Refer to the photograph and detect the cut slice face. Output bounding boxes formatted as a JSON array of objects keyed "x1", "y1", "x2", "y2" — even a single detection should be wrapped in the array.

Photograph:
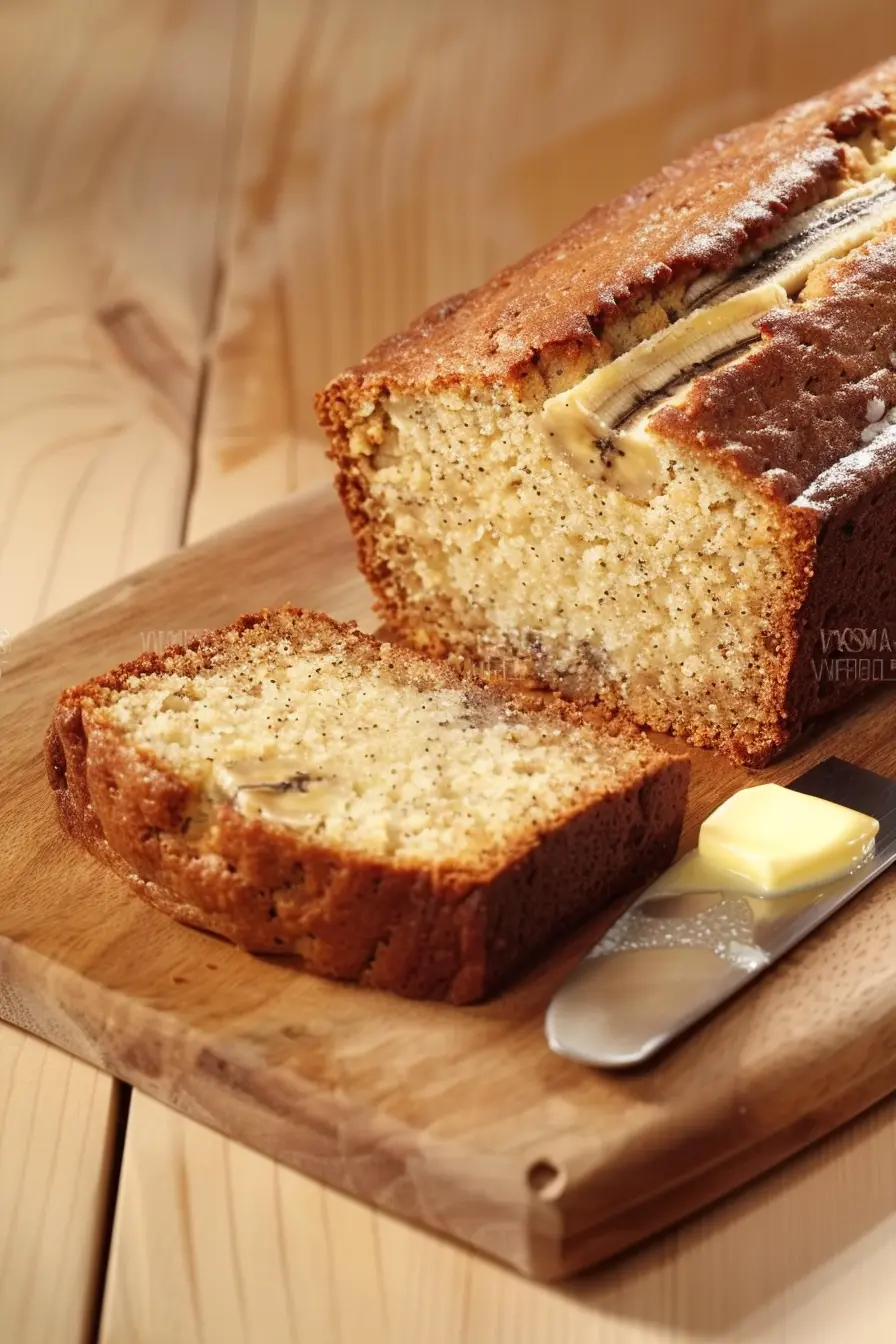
[{"x1": 544, "y1": 176, "x2": 896, "y2": 498}]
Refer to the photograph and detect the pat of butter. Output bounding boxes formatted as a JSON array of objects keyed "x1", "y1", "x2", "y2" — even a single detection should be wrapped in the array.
[{"x1": 698, "y1": 783, "x2": 878, "y2": 894}]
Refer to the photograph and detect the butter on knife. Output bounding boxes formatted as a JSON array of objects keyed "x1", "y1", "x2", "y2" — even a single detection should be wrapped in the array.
[{"x1": 698, "y1": 782, "x2": 878, "y2": 895}]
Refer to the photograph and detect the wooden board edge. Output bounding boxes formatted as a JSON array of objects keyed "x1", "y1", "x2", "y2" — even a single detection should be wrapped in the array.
[
  {"x1": 0, "y1": 931, "x2": 563, "y2": 1280},
  {"x1": 6, "y1": 907, "x2": 896, "y2": 1284},
  {"x1": 7, "y1": 485, "x2": 896, "y2": 1282},
  {"x1": 540, "y1": 1061, "x2": 896, "y2": 1280}
]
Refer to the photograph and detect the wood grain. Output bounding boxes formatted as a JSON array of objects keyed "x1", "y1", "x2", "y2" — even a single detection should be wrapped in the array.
[
  {"x1": 184, "y1": 0, "x2": 896, "y2": 548},
  {"x1": 0, "y1": 1025, "x2": 121, "y2": 1344},
  {"x1": 3, "y1": 487, "x2": 896, "y2": 1281},
  {"x1": 187, "y1": 0, "x2": 776, "y2": 542},
  {"x1": 0, "y1": 0, "x2": 243, "y2": 635},
  {"x1": 764, "y1": 3, "x2": 896, "y2": 106}
]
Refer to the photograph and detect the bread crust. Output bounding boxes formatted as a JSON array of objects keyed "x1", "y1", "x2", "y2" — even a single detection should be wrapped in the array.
[
  {"x1": 650, "y1": 227, "x2": 896, "y2": 502},
  {"x1": 46, "y1": 608, "x2": 689, "y2": 1004},
  {"x1": 650, "y1": 227, "x2": 896, "y2": 750}
]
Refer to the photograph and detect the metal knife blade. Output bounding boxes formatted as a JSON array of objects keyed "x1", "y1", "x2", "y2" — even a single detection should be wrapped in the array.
[{"x1": 546, "y1": 757, "x2": 896, "y2": 1069}]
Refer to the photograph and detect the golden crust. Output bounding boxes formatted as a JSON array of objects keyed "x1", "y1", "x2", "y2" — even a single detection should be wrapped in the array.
[
  {"x1": 45, "y1": 607, "x2": 689, "y2": 1003},
  {"x1": 648, "y1": 228, "x2": 896, "y2": 757},
  {"x1": 650, "y1": 227, "x2": 896, "y2": 503}
]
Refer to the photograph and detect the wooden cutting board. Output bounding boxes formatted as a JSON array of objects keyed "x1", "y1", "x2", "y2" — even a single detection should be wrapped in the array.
[{"x1": 3, "y1": 484, "x2": 896, "y2": 1282}]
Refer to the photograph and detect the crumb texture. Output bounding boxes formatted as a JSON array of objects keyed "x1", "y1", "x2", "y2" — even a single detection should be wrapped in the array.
[{"x1": 356, "y1": 385, "x2": 803, "y2": 761}]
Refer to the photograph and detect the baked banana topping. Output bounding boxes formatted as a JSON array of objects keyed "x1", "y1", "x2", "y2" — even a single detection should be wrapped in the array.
[
  {"x1": 542, "y1": 287, "x2": 784, "y2": 499},
  {"x1": 214, "y1": 757, "x2": 352, "y2": 823},
  {"x1": 543, "y1": 175, "x2": 896, "y2": 499},
  {"x1": 684, "y1": 173, "x2": 896, "y2": 308}
]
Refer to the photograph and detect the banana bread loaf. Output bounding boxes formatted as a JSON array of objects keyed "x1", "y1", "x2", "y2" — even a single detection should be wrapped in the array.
[
  {"x1": 316, "y1": 61, "x2": 896, "y2": 765},
  {"x1": 46, "y1": 607, "x2": 688, "y2": 1003}
]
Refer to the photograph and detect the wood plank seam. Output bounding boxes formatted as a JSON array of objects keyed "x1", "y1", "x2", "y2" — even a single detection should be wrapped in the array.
[
  {"x1": 0, "y1": 4, "x2": 259, "y2": 1339},
  {"x1": 182, "y1": 0, "x2": 258, "y2": 544},
  {"x1": 86, "y1": 1086, "x2": 132, "y2": 1344},
  {"x1": 85, "y1": 10, "x2": 254, "y2": 1336},
  {"x1": 180, "y1": 254, "x2": 228, "y2": 545}
]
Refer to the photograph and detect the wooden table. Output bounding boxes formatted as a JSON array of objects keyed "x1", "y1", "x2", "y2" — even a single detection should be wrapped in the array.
[{"x1": 4, "y1": 3, "x2": 896, "y2": 1340}]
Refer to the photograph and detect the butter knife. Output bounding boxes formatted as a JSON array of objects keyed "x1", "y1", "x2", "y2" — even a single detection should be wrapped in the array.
[{"x1": 546, "y1": 757, "x2": 896, "y2": 1069}]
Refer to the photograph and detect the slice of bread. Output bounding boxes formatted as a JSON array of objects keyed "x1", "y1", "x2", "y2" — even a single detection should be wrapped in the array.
[{"x1": 46, "y1": 607, "x2": 688, "y2": 1003}]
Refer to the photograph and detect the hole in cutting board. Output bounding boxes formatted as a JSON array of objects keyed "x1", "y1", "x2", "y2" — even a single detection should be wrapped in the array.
[{"x1": 526, "y1": 1158, "x2": 566, "y2": 1200}]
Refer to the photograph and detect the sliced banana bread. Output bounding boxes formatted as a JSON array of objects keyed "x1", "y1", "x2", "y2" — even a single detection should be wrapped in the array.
[
  {"x1": 316, "y1": 60, "x2": 896, "y2": 765},
  {"x1": 46, "y1": 607, "x2": 688, "y2": 1003}
]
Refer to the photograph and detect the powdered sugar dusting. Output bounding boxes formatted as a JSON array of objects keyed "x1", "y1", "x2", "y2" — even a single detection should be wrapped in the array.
[
  {"x1": 795, "y1": 423, "x2": 896, "y2": 509},
  {"x1": 861, "y1": 421, "x2": 888, "y2": 444}
]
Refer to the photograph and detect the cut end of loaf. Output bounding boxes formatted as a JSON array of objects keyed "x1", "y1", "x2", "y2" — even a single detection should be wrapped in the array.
[{"x1": 327, "y1": 382, "x2": 810, "y2": 764}]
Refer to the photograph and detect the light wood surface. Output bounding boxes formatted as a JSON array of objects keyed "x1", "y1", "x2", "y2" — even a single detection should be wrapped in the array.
[
  {"x1": 100, "y1": 1088, "x2": 896, "y2": 1344},
  {"x1": 4, "y1": 0, "x2": 896, "y2": 1336},
  {"x1": 0, "y1": 1027, "x2": 120, "y2": 1344},
  {"x1": 4, "y1": 485, "x2": 896, "y2": 1281},
  {"x1": 0, "y1": 0, "x2": 243, "y2": 637},
  {"x1": 0, "y1": 4, "x2": 239, "y2": 1336}
]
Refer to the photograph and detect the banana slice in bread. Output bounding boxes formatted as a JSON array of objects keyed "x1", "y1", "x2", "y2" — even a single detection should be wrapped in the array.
[{"x1": 46, "y1": 607, "x2": 688, "y2": 1003}]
